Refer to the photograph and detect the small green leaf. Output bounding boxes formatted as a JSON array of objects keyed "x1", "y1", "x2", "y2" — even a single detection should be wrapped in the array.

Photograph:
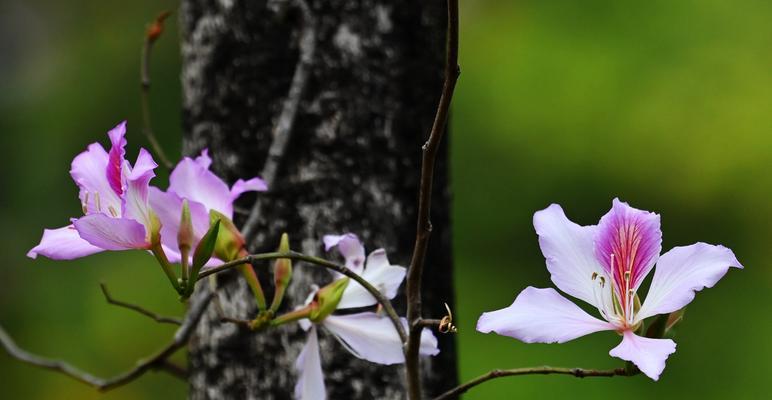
[{"x1": 191, "y1": 219, "x2": 221, "y2": 275}]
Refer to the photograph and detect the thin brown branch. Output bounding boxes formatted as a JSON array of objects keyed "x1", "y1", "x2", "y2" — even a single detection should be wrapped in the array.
[
  {"x1": 196, "y1": 251, "x2": 407, "y2": 343},
  {"x1": 140, "y1": 11, "x2": 174, "y2": 169},
  {"x1": 0, "y1": 292, "x2": 212, "y2": 392},
  {"x1": 100, "y1": 282, "x2": 182, "y2": 325},
  {"x1": 433, "y1": 366, "x2": 637, "y2": 400},
  {"x1": 156, "y1": 359, "x2": 188, "y2": 380},
  {"x1": 241, "y1": 0, "x2": 316, "y2": 241},
  {"x1": 405, "y1": 0, "x2": 459, "y2": 399}
]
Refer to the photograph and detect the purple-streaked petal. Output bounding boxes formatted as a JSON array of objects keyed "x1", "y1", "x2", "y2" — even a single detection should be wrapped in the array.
[
  {"x1": 73, "y1": 214, "x2": 148, "y2": 250},
  {"x1": 322, "y1": 233, "x2": 366, "y2": 274},
  {"x1": 70, "y1": 142, "x2": 122, "y2": 216},
  {"x1": 230, "y1": 177, "x2": 268, "y2": 200},
  {"x1": 534, "y1": 204, "x2": 606, "y2": 307},
  {"x1": 337, "y1": 249, "x2": 406, "y2": 309},
  {"x1": 122, "y1": 148, "x2": 157, "y2": 227},
  {"x1": 595, "y1": 198, "x2": 662, "y2": 301},
  {"x1": 106, "y1": 121, "x2": 127, "y2": 196},
  {"x1": 294, "y1": 328, "x2": 326, "y2": 400},
  {"x1": 169, "y1": 151, "x2": 234, "y2": 218},
  {"x1": 637, "y1": 243, "x2": 742, "y2": 321},
  {"x1": 476, "y1": 287, "x2": 615, "y2": 343},
  {"x1": 323, "y1": 313, "x2": 438, "y2": 365},
  {"x1": 27, "y1": 225, "x2": 104, "y2": 260},
  {"x1": 609, "y1": 330, "x2": 676, "y2": 380}
]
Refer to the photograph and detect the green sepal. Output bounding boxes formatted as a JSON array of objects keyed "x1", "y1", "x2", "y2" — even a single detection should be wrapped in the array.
[{"x1": 309, "y1": 278, "x2": 350, "y2": 323}]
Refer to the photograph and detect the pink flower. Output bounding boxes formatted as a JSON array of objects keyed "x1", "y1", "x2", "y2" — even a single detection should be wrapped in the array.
[
  {"x1": 476, "y1": 199, "x2": 742, "y2": 380},
  {"x1": 148, "y1": 149, "x2": 267, "y2": 264},
  {"x1": 294, "y1": 234, "x2": 439, "y2": 400},
  {"x1": 28, "y1": 121, "x2": 158, "y2": 260}
]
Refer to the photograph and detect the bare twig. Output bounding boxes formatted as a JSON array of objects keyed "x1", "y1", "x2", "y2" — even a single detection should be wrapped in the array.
[
  {"x1": 0, "y1": 292, "x2": 212, "y2": 392},
  {"x1": 405, "y1": 0, "x2": 459, "y2": 398},
  {"x1": 156, "y1": 359, "x2": 188, "y2": 380},
  {"x1": 100, "y1": 282, "x2": 182, "y2": 325},
  {"x1": 433, "y1": 366, "x2": 637, "y2": 400},
  {"x1": 241, "y1": 0, "x2": 316, "y2": 240},
  {"x1": 196, "y1": 251, "x2": 407, "y2": 343},
  {"x1": 140, "y1": 11, "x2": 174, "y2": 169}
]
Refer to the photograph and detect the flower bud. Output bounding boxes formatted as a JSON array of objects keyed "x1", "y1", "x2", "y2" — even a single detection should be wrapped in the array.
[
  {"x1": 309, "y1": 278, "x2": 350, "y2": 323},
  {"x1": 209, "y1": 210, "x2": 245, "y2": 262},
  {"x1": 148, "y1": 210, "x2": 182, "y2": 294},
  {"x1": 177, "y1": 199, "x2": 194, "y2": 254},
  {"x1": 269, "y1": 233, "x2": 292, "y2": 313}
]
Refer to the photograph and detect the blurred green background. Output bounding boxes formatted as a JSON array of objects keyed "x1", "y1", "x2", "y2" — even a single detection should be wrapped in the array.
[{"x1": 1, "y1": 0, "x2": 769, "y2": 398}]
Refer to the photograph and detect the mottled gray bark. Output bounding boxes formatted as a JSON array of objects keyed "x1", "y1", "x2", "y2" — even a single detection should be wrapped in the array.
[{"x1": 180, "y1": 0, "x2": 455, "y2": 398}]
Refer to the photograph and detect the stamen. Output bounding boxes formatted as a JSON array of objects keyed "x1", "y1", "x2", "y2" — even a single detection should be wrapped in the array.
[
  {"x1": 599, "y1": 276, "x2": 605, "y2": 288},
  {"x1": 82, "y1": 192, "x2": 90, "y2": 214},
  {"x1": 108, "y1": 206, "x2": 118, "y2": 218},
  {"x1": 591, "y1": 272, "x2": 598, "y2": 281},
  {"x1": 95, "y1": 192, "x2": 102, "y2": 212}
]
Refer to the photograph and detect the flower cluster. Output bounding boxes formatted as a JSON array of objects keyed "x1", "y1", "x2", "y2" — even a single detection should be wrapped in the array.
[
  {"x1": 477, "y1": 199, "x2": 742, "y2": 380},
  {"x1": 28, "y1": 121, "x2": 266, "y2": 265},
  {"x1": 294, "y1": 234, "x2": 439, "y2": 399}
]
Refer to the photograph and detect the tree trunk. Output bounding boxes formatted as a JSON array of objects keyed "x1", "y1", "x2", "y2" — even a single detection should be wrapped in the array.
[{"x1": 180, "y1": 0, "x2": 455, "y2": 398}]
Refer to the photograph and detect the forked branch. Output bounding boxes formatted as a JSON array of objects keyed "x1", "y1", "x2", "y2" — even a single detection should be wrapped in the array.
[
  {"x1": 405, "y1": 0, "x2": 460, "y2": 398},
  {"x1": 0, "y1": 292, "x2": 212, "y2": 392}
]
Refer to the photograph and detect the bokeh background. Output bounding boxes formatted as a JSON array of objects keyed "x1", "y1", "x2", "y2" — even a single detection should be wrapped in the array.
[{"x1": 1, "y1": 0, "x2": 769, "y2": 398}]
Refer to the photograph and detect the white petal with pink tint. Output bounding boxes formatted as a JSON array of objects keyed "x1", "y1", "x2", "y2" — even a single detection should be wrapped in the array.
[
  {"x1": 322, "y1": 233, "x2": 366, "y2": 274},
  {"x1": 336, "y1": 249, "x2": 406, "y2": 310},
  {"x1": 637, "y1": 243, "x2": 742, "y2": 321},
  {"x1": 323, "y1": 313, "x2": 438, "y2": 365},
  {"x1": 27, "y1": 225, "x2": 104, "y2": 260},
  {"x1": 294, "y1": 328, "x2": 325, "y2": 400},
  {"x1": 169, "y1": 151, "x2": 234, "y2": 218},
  {"x1": 230, "y1": 177, "x2": 268, "y2": 199},
  {"x1": 533, "y1": 204, "x2": 604, "y2": 307},
  {"x1": 70, "y1": 142, "x2": 122, "y2": 215},
  {"x1": 609, "y1": 330, "x2": 676, "y2": 380},
  {"x1": 73, "y1": 214, "x2": 148, "y2": 250},
  {"x1": 122, "y1": 148, "x2": 157, "y2": 228},
  {"x1": 476, "y1": 287, "x2": 615, "y2": 343}
]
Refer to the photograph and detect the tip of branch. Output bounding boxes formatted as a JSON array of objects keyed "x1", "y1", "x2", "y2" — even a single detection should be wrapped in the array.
[{"x1": 146, "y1": 11, "x2": 172, "y2": 43}]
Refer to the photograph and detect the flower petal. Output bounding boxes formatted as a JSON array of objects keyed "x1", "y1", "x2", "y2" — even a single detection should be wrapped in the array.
[
  {"x1": 476, "y1": 287, "x2": 615, "y2": 343},
  {"x1": 336, "y1": 249, "x2": 406, "y2": 309},
  {"x1": 637, "y1": 243, "x2": 742, "y2": 321},
  {"x1": 169, "y1": 150, "x2": 233, "y2": 218},
  {"x1": 122, "y1": 148, "x2": 157, "y2": 228},
  {"x1": 294, "y1": 328, "x2": 326, "y2": 400},
  {"x1": 322, "y1": 233, "x2": 366, "y2": 274},
  {"x1": 148, "y1": 188, "x2": 210, "y2": 262},
  {"x1": 323, "y1": 313, "x2": 438, "y2": 365},
  {"x1": 70, "y1": 142, "x2": 121, "y2": 216},
  {"x1": 230, "y1": 177, "x2": 268, "y2": 200},
  {"x1": 595, "y1": 198, "x2": 662, "y2": 298},
  {"x1": 73, "y1": 214, "x2": 148, "y2": 250},
  {"x1": 106, "y1": 121, "x2": 127, "y2": 196},
  {"x1": 609, "y1": 330, "x2": 676, "y2": 380},
  {"x1": 27, "y1": 225, "x2": 104, "y2": 260},
  {"x1": 533, "y1": 204, "x2": 606, "y2": 307}
]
